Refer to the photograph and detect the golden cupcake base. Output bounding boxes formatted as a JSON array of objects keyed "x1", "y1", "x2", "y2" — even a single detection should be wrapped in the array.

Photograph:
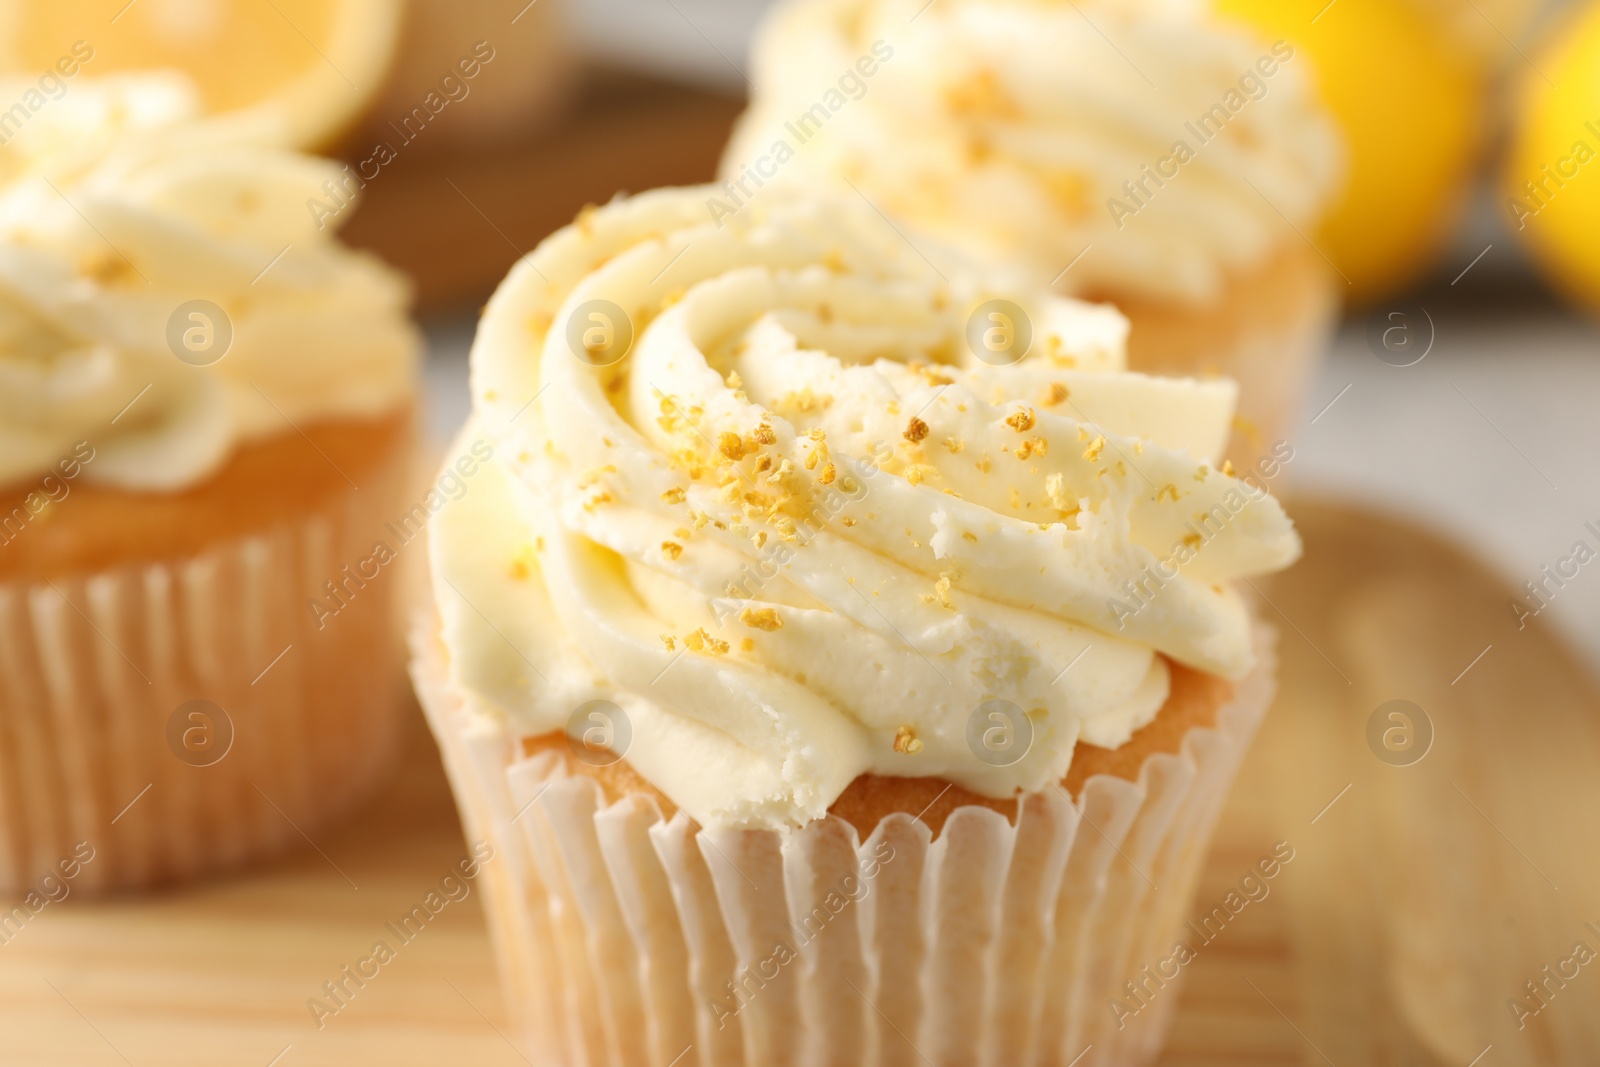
[{"x1": 0, "y1": 413, "x2": 417, "y2": 894}]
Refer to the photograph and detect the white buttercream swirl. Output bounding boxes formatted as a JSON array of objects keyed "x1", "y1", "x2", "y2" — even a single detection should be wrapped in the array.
[
  {"x1": 723, "y1": 0, "x2": 1342, "y2": 304},
  {"x1": 0, "y1": 74, "x2": 417, "y2": 492},
  {"x1": 433, "y1": 186, "x2": 1299, "y2": 831}
]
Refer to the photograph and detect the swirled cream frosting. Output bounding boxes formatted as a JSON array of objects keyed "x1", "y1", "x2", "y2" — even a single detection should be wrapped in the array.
[
  {"x1": 0, "y1": 74, "x2": 417, "y2": 492},
  {"x1": 722, "y1": 0, "x2": 1342, "y2": 304},
  {"x1": 434, "y1": 186, "x2": 1299, "y2": 831}
]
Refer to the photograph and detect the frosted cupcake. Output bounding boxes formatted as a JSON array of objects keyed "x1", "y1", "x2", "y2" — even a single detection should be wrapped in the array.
[
  {"x1": 0, "y1": 76, "x2": 418, "y2": 892},
  {"x1": 723, "y1": 0, "x2": 1344, "y2": 466},
  {"x1": 411, "y1": 186, "x2": 1300, "y2": 1066}
]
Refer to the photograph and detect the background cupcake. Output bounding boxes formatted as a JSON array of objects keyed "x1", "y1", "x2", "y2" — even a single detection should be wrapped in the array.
[
  {"x1": 722, "y1": 0, "x2": 1344, "y2": 468},
  {"x1": 0, "y1": 74, "x2": 419, "y2": 892},
  {"x1": 413, "y1": 185, "x2": 1301, "y2": 1066}
]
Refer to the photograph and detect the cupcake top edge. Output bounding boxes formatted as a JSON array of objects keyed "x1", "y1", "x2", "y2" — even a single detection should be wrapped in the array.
[
  {"x1": 0, "y1": 72, "x2": 419, "y2": 496},
  {"x1": 432, "y1": 185, "x2": 1300, "y2": 832},
  {"x1": 723, "y1": 0, "x2": 1345, "y2": 306}
]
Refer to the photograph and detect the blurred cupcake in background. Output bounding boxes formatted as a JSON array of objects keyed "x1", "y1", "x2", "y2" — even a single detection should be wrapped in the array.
[
  {"x1": 0, "y1": 73, "x2": 419, "y2": 892},
  {"x1": 723, "y1": 0, "x2": 1344, "y2": 467}
]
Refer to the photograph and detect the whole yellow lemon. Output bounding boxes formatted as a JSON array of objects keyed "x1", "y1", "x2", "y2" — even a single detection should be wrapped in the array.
[
  {"x1": 1506, "y1": 0, "x2": 1600, "y2": 313},
  {"x1": 1216, "y1": 0, "x2": 1483, "y2": 304}
]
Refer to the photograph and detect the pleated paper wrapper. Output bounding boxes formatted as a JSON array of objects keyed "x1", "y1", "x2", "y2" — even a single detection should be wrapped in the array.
[
  {"x1": 412, "y1": 620, "x2": 1277, "y2": 1067},
  {"x1": 0, "y1": 434, "x2": 415, "y2": 895}
]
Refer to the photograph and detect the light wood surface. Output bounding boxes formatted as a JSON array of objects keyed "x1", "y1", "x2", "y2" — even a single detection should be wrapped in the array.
[{"x1": 2, "y1": 498, "x2": 1597, "y2": 1065}]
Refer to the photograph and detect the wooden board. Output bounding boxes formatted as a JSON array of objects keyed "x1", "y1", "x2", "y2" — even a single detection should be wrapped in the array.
[{"x1": 3, "y1": 498, "x2": 1598, "y2": 1065}]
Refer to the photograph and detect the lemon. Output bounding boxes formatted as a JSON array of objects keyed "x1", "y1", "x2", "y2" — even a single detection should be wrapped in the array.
[
  {"x1": 1216, "y1": 0, "x2": 1483, "y2": 303},
  {"x1": 1506, "y1": 0, "x2": 1600, "y2": 313},
  {"x1": 0, "y1": 0, "x2": 404, "y2": 149}
]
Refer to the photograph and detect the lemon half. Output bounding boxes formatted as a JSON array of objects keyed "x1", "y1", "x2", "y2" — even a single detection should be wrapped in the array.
[{"x1": 0, "y1": 0, "x2": 404, "y2": 149}]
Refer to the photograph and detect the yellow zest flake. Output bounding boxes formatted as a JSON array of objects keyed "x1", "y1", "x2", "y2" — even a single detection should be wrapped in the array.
[
  {"x1": 1155, "y1": 483, "x2": 1179, "y2": 503},
  {"x1": 684, "y1": 628, "x2": 729, "y2": 655},
  {"x1": 718, "y1": 432, "x2": 750, "y2": 461},
  {"x1": 743, "y1": 489, "x2": 775, "y2": 509},
  {"x1": 1222, "y1": 460, "x2": 1237, "y2": 477},
  {"x1": 739, "y1": 638, "x2": 755, "y2": 652},
  {"x1": 904, "y1": 416, "x2": 930, "y2": 443},
  {"x1": 661, "y1": 541, "x2": 684, "y2": 560},
  {"x1": 779, "y1": 388, "x2": 829, "y2": 412},
  {"x1": 740, "y1": 607, "x2": 784, "y2": 631},
  {"x1": 1015, "y1": 437, "x2": 1048, "y2": 460},
  {"x1": 719, "y1": 482, "x2": 743, "y2": 504},
  {"x1": 1082, "y1": 435, "x2": 1106, "y2": 462},
  {"x1": 774, "y1": 516, "x2": 798, "y2": 539},
  {"x1": 751, "y1": 530, "x2": 768, "y2": 548},
  {"x1": 754, "y1": 454, "x2": 774, "y2": 474},
  {"x1": 661, "y1": 634, "x2": 676, "y2": 651},
  {"x1": 976, "y1": 455, "x2": 993, "y2": 474},
  {"x1": 818, "y1": 463, "x2": 837, "y2": 485},
  {"x1": 509, "y1": 558, "x2": 530, "y2": 581},
  {"x1": 1044, "y1": 382, "x2": 1070, "y2": 406},
  {"x1": 661, "y1": 486, "x2": 687, "y2": 504},
  {"x1": 752, "y1": 422, "x2": 778, "y2": 446},
  {"x1": 962, "y1": 530, "x2": 979, "y2": 542},
  {"x1": 1195, "y1": 465, "x2": 1209, "y2": 481},
  {"x1": 690, "y1": 510, "x2": 711, "y2": 531},
  {"x1": 842, "y1": 516, "x2": 857, "y2": 527},
  {"x1": 1005, "y1": 406, "x2": 1036, "y2": 433},
  {"x1": 725, "y1": 370, "x2": 744, "y2": 391},
  {"x1": 893, "y1": 725, "x2": 925, "y2": 754},
  {"x1": 674, "y1": 527, "x2": 691, "y2": 539},
  {"x1": 1183, "y1": 533, "x2": 1203, "y2": 550},
  {"x1": 904, "y1": 465, "x2": 925, "y2": 487},
  {"x1": 945, "y1": 68, "x2": 1020, "y2": 119},
  {"x1": 577, "y1": 464, "x2": 617, "y2": 490},
  {"x1": 765, "y1": 459, "x2": 793, "y2": 484},
  {"x1": 583, "y1": 491, "x2": 614, "y2": 511},
  {"x1": 943, "y1": 436, "x2": 965, "y2": 454},
  {"x1": 887, "y1": 401, "x2": 901, "y2": 416},
  {"x1": 1134, "y1": 440, "x2": 1144, "y2": 454}
]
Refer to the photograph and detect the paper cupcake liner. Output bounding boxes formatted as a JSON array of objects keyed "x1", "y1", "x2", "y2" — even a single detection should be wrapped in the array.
[
  {"x1": 0, "y1": 433, "x2": 415, "y2": 895},
  {"x1": 412, "y1": 620, "x2": 1276, "y2": 1067}
]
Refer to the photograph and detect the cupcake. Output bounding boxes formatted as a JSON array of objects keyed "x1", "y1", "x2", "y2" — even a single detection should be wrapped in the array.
[
  {"x1": 722, "y1": 0, "x2": 1344, "y2": 467},
  {"x1": 0, "y1": 75, "x2": 419, "y2": 892},
  {"x1": 411, "y1": 186, "x2": 1300, "y2": 1065}
]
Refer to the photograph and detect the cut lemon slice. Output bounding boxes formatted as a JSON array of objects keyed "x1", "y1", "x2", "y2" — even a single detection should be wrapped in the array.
[{"x1": 0, "y1": 0, "x2": 403, "y2": 149}]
